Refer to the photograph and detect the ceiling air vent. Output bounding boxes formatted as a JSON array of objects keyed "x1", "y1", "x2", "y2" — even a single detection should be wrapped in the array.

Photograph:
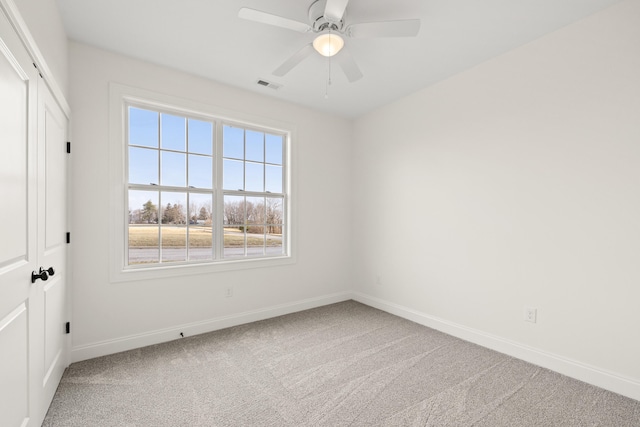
[{"x1": 256, "y1": 79, "x2": 281, "y2": 90}]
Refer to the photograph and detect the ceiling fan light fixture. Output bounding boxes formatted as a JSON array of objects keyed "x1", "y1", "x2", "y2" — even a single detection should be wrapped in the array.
[{"x1": 313, "y1": 32, "x2": 344, "y2": 57}]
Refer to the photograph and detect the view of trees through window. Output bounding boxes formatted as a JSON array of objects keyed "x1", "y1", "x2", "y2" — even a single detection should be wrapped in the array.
[{"x1": 127, "y1": 105, "x2": 286, "y2": 266}]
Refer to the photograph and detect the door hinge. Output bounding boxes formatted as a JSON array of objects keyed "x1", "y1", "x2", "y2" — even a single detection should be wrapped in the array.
[
  {"x1": 33, "y1": 62, "x2": 42, "y2": 78},
  {"x1": 66, "y1": 232, "x2": 70, "y2": 244},
  {"x1": 65, "y1": 322, "x2": 70, "y2": 334},
  {"x1": 66, "y1": 142, "x2": 71, "y2": 153}
]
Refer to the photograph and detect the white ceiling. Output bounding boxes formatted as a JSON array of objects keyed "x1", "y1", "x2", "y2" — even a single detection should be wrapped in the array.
[{"x1": 56, "y1": 0, "x2": 622, "y2": 118}]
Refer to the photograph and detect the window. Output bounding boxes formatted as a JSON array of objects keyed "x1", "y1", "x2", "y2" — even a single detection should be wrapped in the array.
[
  {"x1": 125, "y1": 103, "x2": 288, "y2": 270},
  {"x1": 222, "y1": 125, "x2": 285, "y2": 259}
]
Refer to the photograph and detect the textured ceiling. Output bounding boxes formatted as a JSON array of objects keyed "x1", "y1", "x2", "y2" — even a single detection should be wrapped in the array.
[{"x1": 56, "y1": 0, "x2": 622, "y2": 118}]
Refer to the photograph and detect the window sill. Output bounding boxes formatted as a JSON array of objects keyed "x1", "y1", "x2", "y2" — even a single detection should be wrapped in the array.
[{"x1": 110, "y1": 255, "x2": 295, "y2": 283}]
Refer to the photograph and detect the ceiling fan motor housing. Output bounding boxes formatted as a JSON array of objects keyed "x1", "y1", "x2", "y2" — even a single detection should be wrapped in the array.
[{"x1": 309, "y1": 0, "x2": 345, "y2": 33}]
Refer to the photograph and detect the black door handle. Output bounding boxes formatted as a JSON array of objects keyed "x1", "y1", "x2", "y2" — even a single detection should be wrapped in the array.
[
  {"x1": 31, "y1": 267, "x2": 55, "y2": 283},
  {"x1": 32, "y1": 267, "x2": 48, "y2": 283}
]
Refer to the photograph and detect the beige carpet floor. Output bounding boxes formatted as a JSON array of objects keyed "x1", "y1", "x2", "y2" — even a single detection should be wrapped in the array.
[{"x1": 43, "y1": 301, "x2": 640, "y2": 426}]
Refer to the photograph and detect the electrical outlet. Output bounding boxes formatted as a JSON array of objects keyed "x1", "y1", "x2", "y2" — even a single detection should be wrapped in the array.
[
  {"x1": 225, "y1": 287, "x2": 234, "y2": 298},
  {"x1": 524, "y1": 307, "x2": 537, "y2": 323}
]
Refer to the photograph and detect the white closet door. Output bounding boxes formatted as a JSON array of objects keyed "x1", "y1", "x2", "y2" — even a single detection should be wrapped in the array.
[
  {"x1": 0, "y1": 7, "x2": 69, "y2": 427},
  {"x1": 0, "y1": 8, "x2": 40, "y2": 427},
  {"x1": 36, "y1": 77, "x2": 69, "y2": 417}
]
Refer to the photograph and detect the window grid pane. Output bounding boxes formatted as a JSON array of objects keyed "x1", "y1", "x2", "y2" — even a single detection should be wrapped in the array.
[
  {"x1": 188, "y1": 193, "x2": 213, "y2": 261},
  {"x1": 128, "y1": 190, "x2": 160, "y2": 265}
]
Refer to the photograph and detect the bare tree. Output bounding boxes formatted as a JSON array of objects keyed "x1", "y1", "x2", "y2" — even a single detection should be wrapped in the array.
[
  {"x1": 162, "y1": 203, "x2": 186, "y2": 224},
  {"x1": 224, "y1": 200, "x2": 245, "y2": 227},
  {"x1": 266, "y1": 198, "x2": 283, "y2": 234},
  {"x1": 189, "y1": 201, "x2": 198, "y2": 223},
  {"x1": 224, "y1": 198, "x2": 282, "y2": 233}
]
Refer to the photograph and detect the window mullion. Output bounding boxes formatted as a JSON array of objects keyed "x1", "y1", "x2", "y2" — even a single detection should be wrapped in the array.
[
  {"x1": 158, "y1": 190, "x2": 163, "y2": 264},
  {"x1": 157, "y1": 116, "x2": 162, "y2": 263},
  {"x1": 262, "y1": 132, "x2": 266, "y2": 194},
  {"x1": 215, "y1": 120, "x2": 225, "y2": 261},
  {"x1": 262, "y1": 195, "x2": 267, "y2": 256},
  {"x1": 186, "y1": 192, "x2": 190, "y2": 261},
  {"x1": 242, "y1": 128, "x2": 247, "y2": 191},
  {"x1": 185, "y1": 118, "x2": 190, "y2": 261},
  {"x1": 243, "y1": 194, "x2": 248, "y2": 257},
  {"x1": 282, "y1": 136, "x2": 288, "y2": 255}
]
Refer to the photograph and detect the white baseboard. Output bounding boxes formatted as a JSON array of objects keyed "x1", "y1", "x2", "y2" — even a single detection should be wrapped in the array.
[
  {"x1": 352, "y1": 291, "x2": 640, "y2": 402},
  {"x1": 70, "y1": 292, "x2": 351, "y2": 363},
  {"x1": 70, "y1": 290, "x2": 640, "y2": 402}
]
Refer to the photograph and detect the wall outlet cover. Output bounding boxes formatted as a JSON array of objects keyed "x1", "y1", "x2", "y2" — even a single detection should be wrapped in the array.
[{"x1": 525, "y1": 307, "x2": 537, "y2": 323}]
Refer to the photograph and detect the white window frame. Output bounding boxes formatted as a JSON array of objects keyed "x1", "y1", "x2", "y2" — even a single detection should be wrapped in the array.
[{"x1": 109, "y1": 83, "x2": 296, "y2": 282}]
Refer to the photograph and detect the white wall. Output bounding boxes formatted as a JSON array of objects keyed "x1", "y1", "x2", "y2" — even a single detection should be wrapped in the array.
[
  {"x1": 353, "y1": 0, "x2": 640, "y2": 399},
  {"x1": 68, "y1": 42, "x2": 353, "y2": 360},
  {"x1": 13, "y1": 0, "x2": 68, "y2": 98}
]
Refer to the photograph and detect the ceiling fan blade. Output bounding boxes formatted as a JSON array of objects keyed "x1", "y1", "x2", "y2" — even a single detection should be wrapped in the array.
[
  {"x1": 324, "y1": 0, "x2": 350, "y2": 23},
  {"x1": 238, "y1": 8, "x2": 311, "y2": 33},
  {"x1": 335, "y1": 48, "x2": 363, "y2": 83},
  {"x1": 347, "y1": 19, "x2": 421, "y2": 38},
  {"x1": 273, "y1": 44, "x2": 315, "y2": 77}
]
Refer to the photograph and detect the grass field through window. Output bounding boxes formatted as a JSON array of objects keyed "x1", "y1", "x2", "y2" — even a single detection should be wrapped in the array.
[{"x1": 128, "y1": 225, "x2": 282, "y2": 248}]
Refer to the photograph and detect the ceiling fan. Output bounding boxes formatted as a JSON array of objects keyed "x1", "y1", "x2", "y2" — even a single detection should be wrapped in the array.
[{"x1": 238, "y1": 0, "x2": 421, "y2": 83}]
